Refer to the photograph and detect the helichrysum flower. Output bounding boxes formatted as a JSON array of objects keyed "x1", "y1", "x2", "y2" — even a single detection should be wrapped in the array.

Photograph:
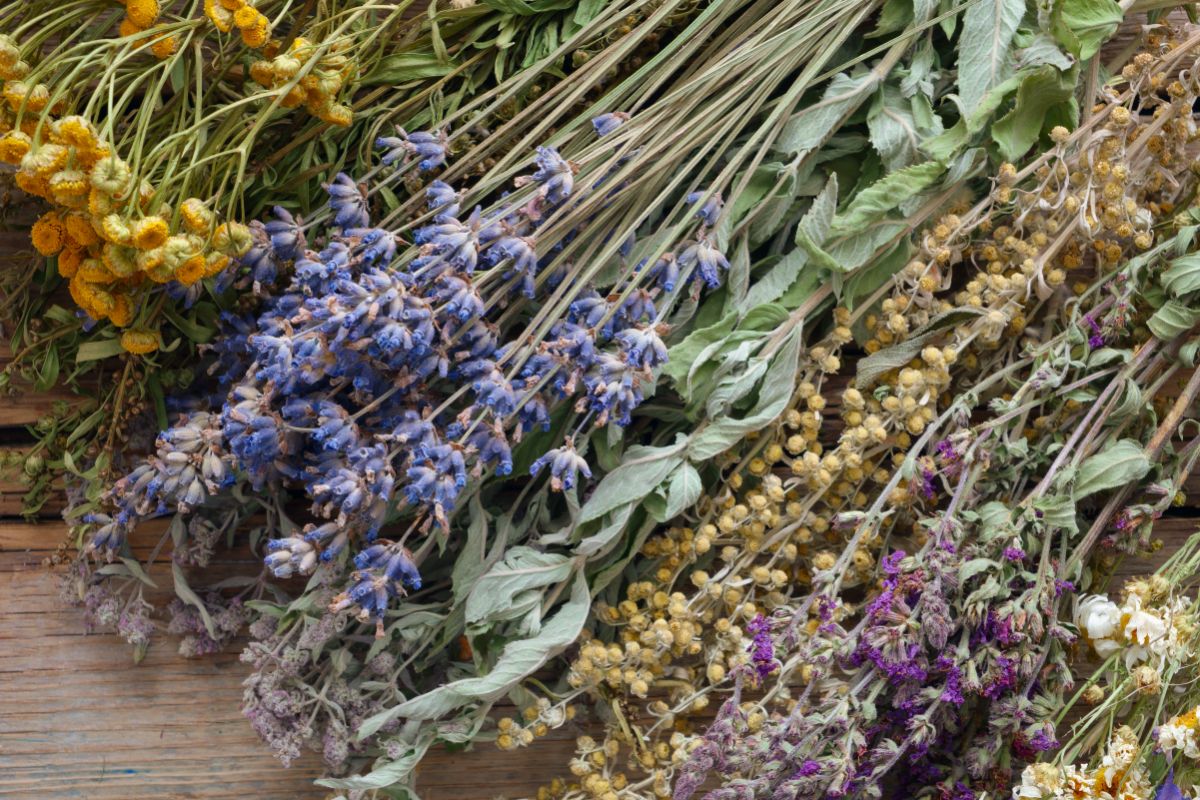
[
  {"x1": 125, "y1": 0, "x2": 160, "y2": 29},
  {"x1": 120, "y1": 328, "x2": 160, "y2": 354},
  {"x1": 31, "y1": 211, "x2": 66, "y2": 255}
]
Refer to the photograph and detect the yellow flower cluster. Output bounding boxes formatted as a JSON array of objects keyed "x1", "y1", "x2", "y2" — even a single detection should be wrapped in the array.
[
  {"x1": 114, "y1": 0, "x2": 177, "y2": 58},
  {"x1": 204, "y1": 0, "x2": 272, "y2": 49},
  {"x1": 248, "y1": 37, "x2": 355, "y2": 126},
  {"x1": 0, "y1": 96, "x2": 250, "y2": 349}
]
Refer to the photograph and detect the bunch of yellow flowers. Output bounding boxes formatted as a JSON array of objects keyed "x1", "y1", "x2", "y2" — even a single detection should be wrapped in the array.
[
  {"x1": 204, "y1": 0, "x2": 272, "y2": 49},
  {"x1": 248, "y1": 36, "x2": 355, "y2": 126},
  {"x1": 115, "y1": 0, "x2": 179, "y2": 58},
  {"x1": 0, "y1": 108, "x2": 250, "y2": 351}
]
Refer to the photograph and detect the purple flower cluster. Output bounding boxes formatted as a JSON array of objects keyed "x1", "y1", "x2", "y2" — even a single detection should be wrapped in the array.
[
  {"x1": 745, "y1": 614, "x2": 777, "y2": 682},
  {"x1": 91, "y1": 121, "x2": 736, "y2": 624}
]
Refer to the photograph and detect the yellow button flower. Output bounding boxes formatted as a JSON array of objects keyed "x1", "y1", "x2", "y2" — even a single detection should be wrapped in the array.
[
  {"x1": 125, "y1": 0, "x2": 159, "y2": 29},
  {"x1": 132, "y1": 216, "x2": 169, "y2": 250},
  {"x1": 174, "y1": 254, "x2": 206, "y2": 285},
  {"x1": 30, "y1": 211, "x2": 66, "y2": 256},
  {"x1": 120, "y1": 329, "x2": 159, "y2": 354},
  {"x1": 0, "y1": 130, "x2": 31, "y2": 164},
  {"x1": 57, "y1": 244, "x2": 86, "y2": 278}
]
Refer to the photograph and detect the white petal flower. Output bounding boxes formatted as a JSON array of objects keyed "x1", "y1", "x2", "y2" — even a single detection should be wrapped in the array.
[{"x1": 1076, "y1": 595, "x2": 1121, "y2": 639}]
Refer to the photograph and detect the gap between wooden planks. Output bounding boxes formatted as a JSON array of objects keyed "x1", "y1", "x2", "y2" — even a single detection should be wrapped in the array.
[{"x1": 0, "y1": 518, "x2": 587, "y2": 800}]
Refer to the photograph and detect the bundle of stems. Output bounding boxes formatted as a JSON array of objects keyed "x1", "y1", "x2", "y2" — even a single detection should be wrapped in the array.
[
  {"x1": 0, "y1": 0, "x2": 700, "y2": 513},
  {"x1": 492, "y1": 25, "x2": 1200, "y2": 800}
]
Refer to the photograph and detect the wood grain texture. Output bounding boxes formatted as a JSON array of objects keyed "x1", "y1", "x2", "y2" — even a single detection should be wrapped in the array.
[{"x1": 0, "y1": 519, "x2": 585, "y2": 800}]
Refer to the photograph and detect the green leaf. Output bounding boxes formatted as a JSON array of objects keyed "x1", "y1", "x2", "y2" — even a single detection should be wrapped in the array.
[
  {"x1": 76, "y1": 338, "x2": 125, "y2": 363},
  {"x1": 828, "y1": 161, "x2": 946, "y2": 238},
  {"x1": 574, "y1": 502, "x2": 635, "y2": 559},
  {"x1": 1148, "y1": 300, "x2": 1200, "y2": 339},
  {"x1": 1056, "y1": 0, "x2": 1122, "y2": 60},
  {"x1": 839, "y1": 237, "x2": 912, "y2": 310},
  {"x1": 318, "y1": 732, "x2": 435, "y2": 790},
  {"x1": 959, "y1": 558, "x2": 1000, "y2": 583},
  {"x1": 1033, "y1": 494, "x2": 1078, "y2": 533},
  {"x1": 868, "y1": 85, "x2": 944, "y2": 170},
  {"x1": 577, "y1": 442, "x2": 684, "y2": 524},
  {"x1": 482, "y1": 0, "x2": 539, "y2": 14},
  {"x1": 779, "y1": 72, "x2": 877, "y2": 155},
  {"x1": 162, "y1": 306, "x2": 214, "y2": 344},
  {"x1": 464, "y1": 547, "x2": 575, "y2": 625},
  {"x1": 794, "y1": 229, "x2": 845, "y2": 272},
  {"x1": 172, "y1": 562, "x2": 216, "y2": 638},
  {"x1": 956, "y1": 0, "x2": 1025, "y2": 117},
  {"x1": 382, "y1": 573, "x2": 590, "y2": 723},
  {"x1": 1074, "y1": 439, "x2": 1151, "y2": 499},
  {"x1": 991, "y1": 66, "x2": 1076, "y2": 161},
  {"x1": 1161, "y1": 253, "x2": 1200, "y2": 297},
  {"x1": 363, "y1": 51, "x2": 453, "y2": 85},
  {"x1": 797, "y1": 173, "x2": 839, "y2": 243},
  {"x1": 120, "y1": 557, "x2": 157, "y2": 588},
  {"x1": 687, "y1": 327, "x2": 803, "y2": 460},
  {"x1": 663, "y1": 462, "x2": 703, "y2": 521}
]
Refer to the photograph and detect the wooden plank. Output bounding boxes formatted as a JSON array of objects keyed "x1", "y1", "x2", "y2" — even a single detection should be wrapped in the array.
[{"x1": 0, "y1": 517, "x2": 583, "y2": 799}]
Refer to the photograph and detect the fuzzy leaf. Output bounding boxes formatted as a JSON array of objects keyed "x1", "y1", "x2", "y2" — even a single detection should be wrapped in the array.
[
  {"x1": 1161, "y1": 253, "x2": 1200, "y2": 297},
  {"x1": 318, "y1": 734, "x2": 434, "y2": 790},
  {"x1": 577, "y1": 440, "x2": 686, "y2": 524},
  {"x1": 779, "y1": 72, "x2": 877, "y2": 155},
  {"x1": 1015, "y1": 33, "x2": 1076, "y2": 70},
  {"x1": 956, "y1": 0, "x2": 1024, "y2": 117},
  {"x1": 464, "y1": 547, "x2": 575, "y2": 625},
  {"x1": 868, "y1": 86, "x2": 944, "y2": 170},
  {"x1": 687, "y1": 327, "x2": 802, "y2": 460},
  {"x1": 76, "y1": 338, "x2": 126, "y2": 362},
  {"x1": 1057, "y1": 0, "x2": 1122, "y2": 60},
  {"x1": 991, "y1": 66, "x2": 1076, "y2": 161},
  {"x1": 1033, "y1": 495, "x2": 1078, "y2": 533},
  {"x1": 383, "y1": 574, "x2": 590, "y2": 722},
  {"x1": 795, "y1": 173, "x2": 840, "y2": 245},
  {"x1": 172, "y1": 562, "x2": 216, "y2": 638},
  {"x1": 959, "y1": 558, "x2": 999, "y2": 583},
  {"x1": 364, "y1": 51, "x2": 453, "y2": 85},
  {"x1": 663, "y1": 463, "x2": 703, "y2": 521},
  {"x1": 828, "y1": 161, "x2": 946, "y2": 238},
  {"x1": 1148, "y1": 300, "x2": 1200, "y2": 340},
  {"x1": 1074, "y1": 439, "x2": 1150, "y2": 499},
  {"x1": 574, "y1": 503, "x2": 635, "y2": 559}
]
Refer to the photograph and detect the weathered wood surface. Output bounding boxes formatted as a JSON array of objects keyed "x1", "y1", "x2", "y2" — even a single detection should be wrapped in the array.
[{"x1": 0, "y1": 519, "x2": 585, "y2": 799}]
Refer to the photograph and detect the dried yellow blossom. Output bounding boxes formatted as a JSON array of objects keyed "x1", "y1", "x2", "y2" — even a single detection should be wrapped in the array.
[
  {"x1": 30, "y1": 211, "x2": 66, "y2": 256},
  {"x1": 57, "y1": 244, "x2": 85, "y2": 279},
  {"x1": 174, "y1": 254, "x2": 207, "y2": 285},
  {"x1": 180, "y1": 198, "x2": 215, "y2": 233},
  {"x1": 120, "y1": 329, "x2": 160, "y2": 354},
  {"x1": 125, "y1": 0, "x2": 159, "y2": 28},
  {"x1": 0, "y1": 130, "x2": 31, "y2": 163},
  {"x1": 150, "y1": 35, "x2": 178, "y2": 59},
  {"x1": 131, "y1": 216, "x2": 169, "y2": 250}
]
